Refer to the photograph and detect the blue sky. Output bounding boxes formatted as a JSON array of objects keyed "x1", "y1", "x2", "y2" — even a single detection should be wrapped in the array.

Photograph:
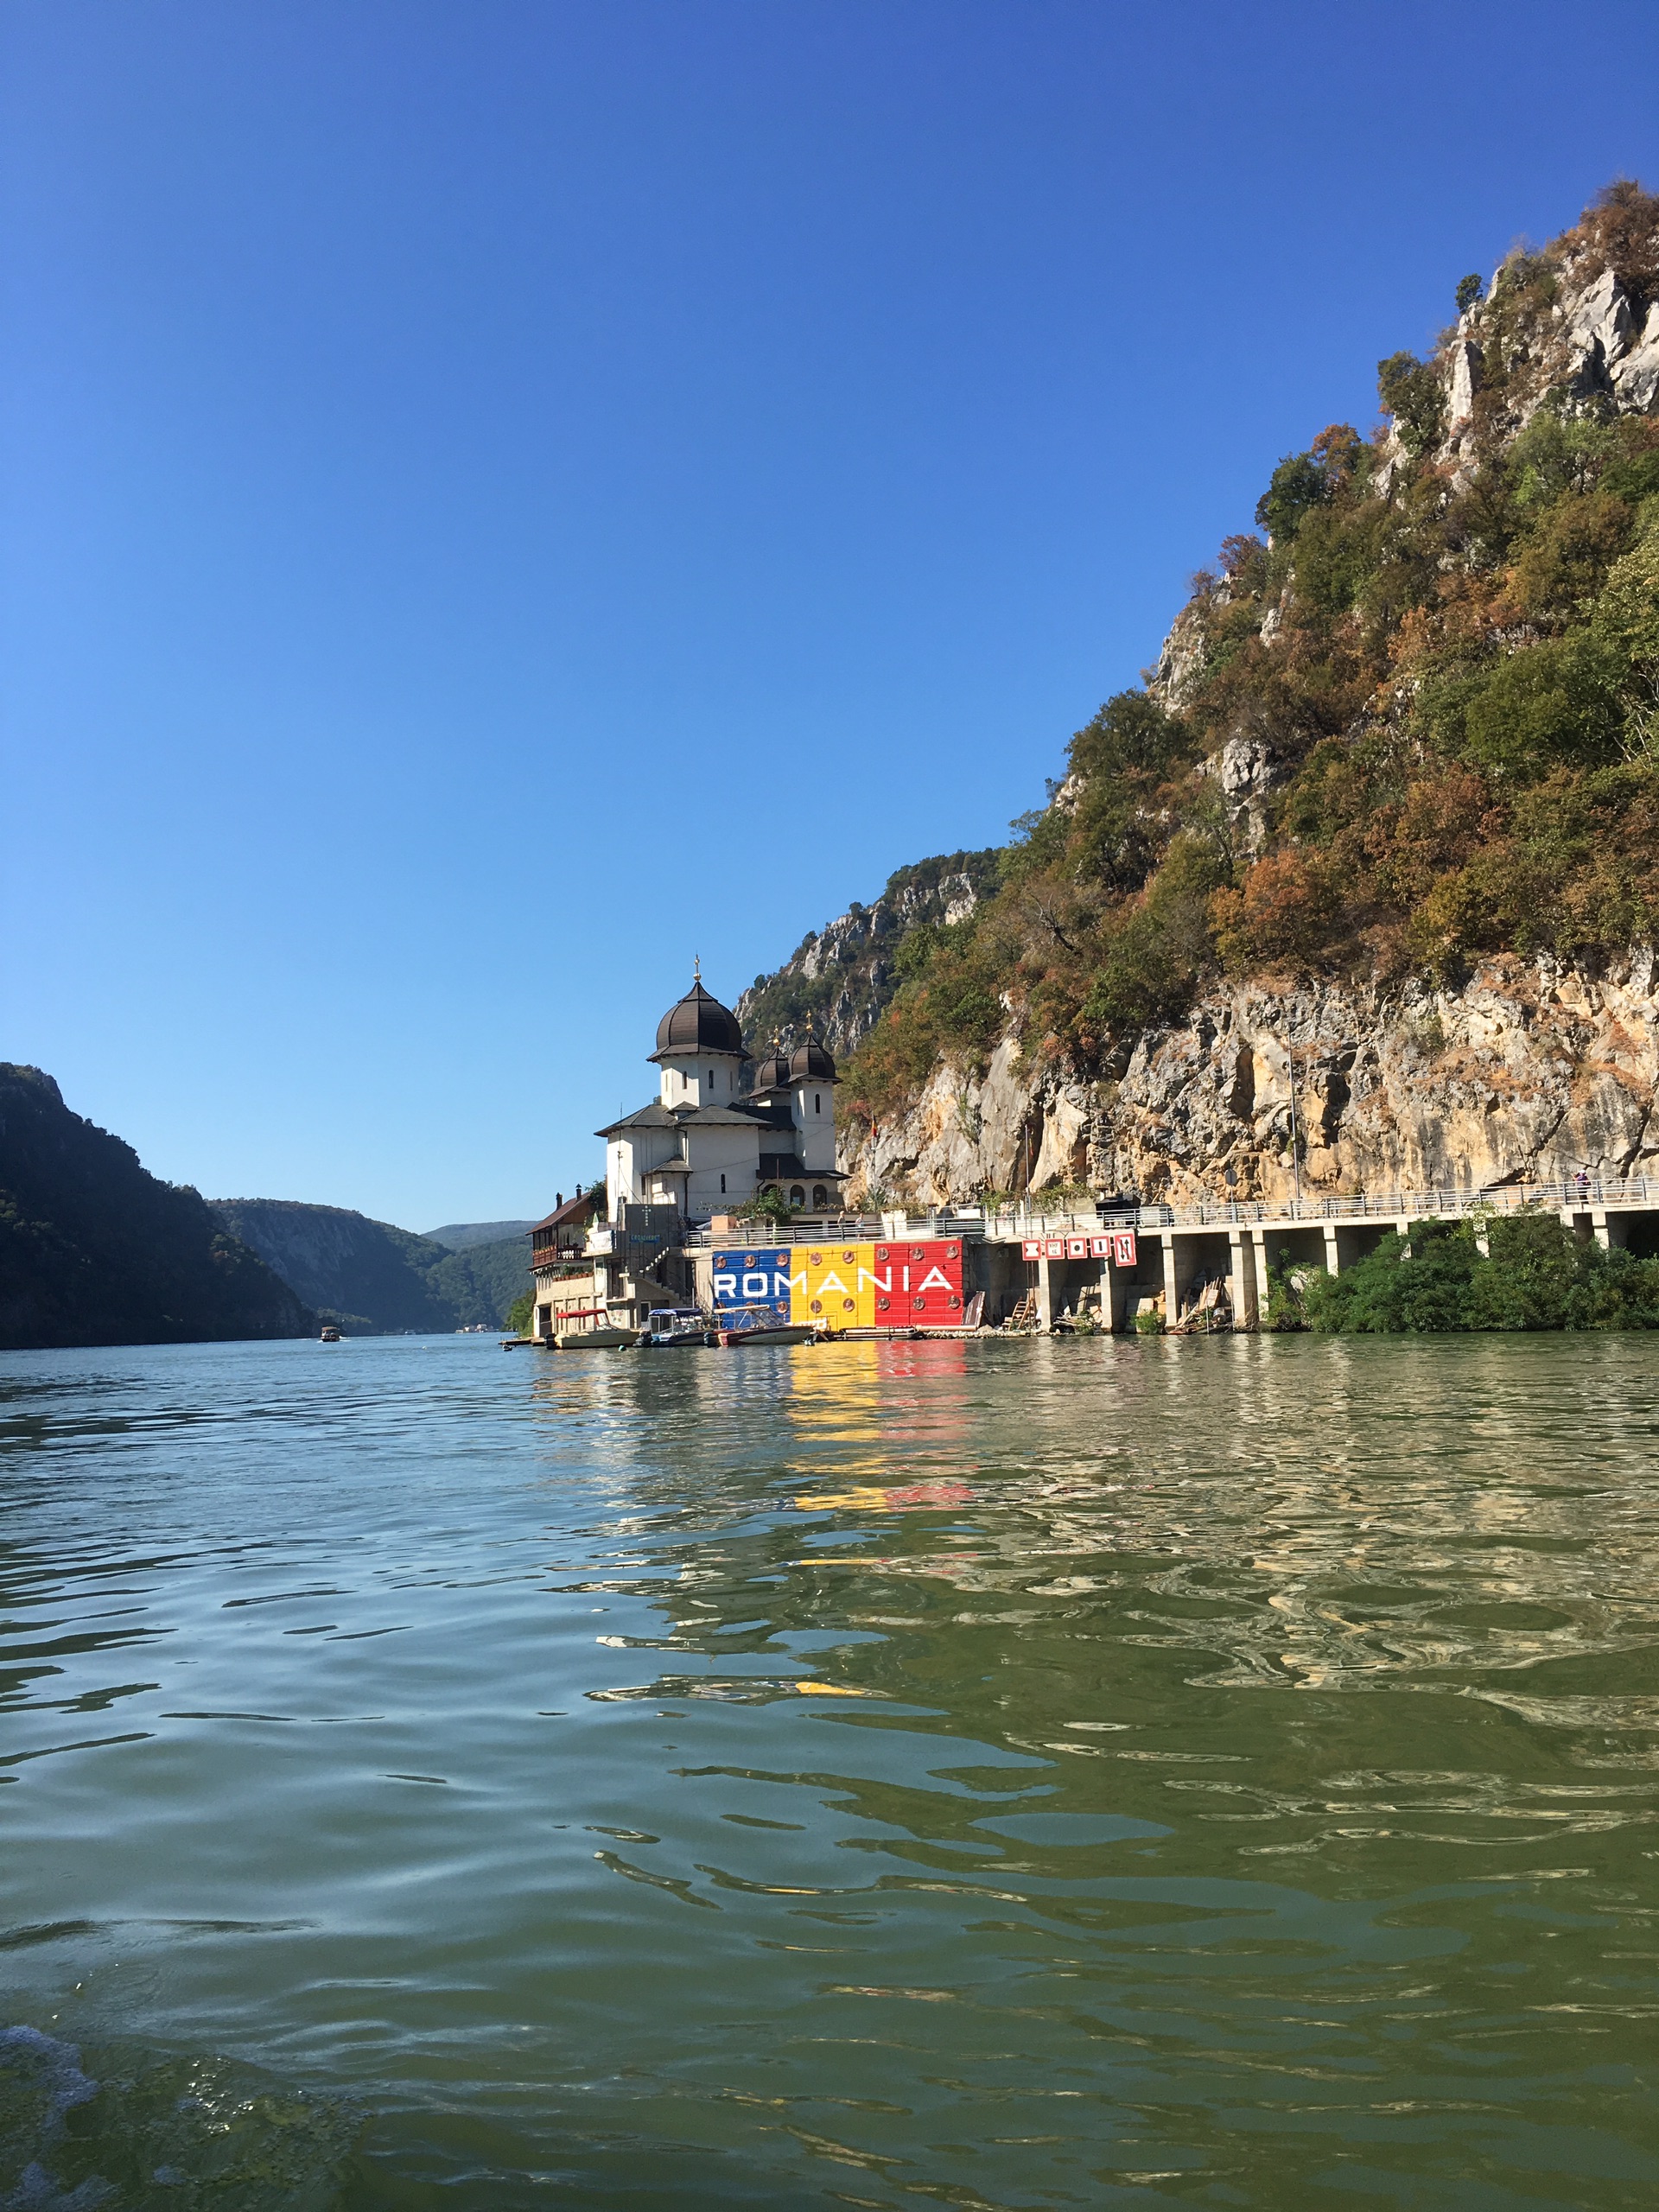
[{"x1": 4, "y1": 0, "x2": 1658, "y2": 1230}]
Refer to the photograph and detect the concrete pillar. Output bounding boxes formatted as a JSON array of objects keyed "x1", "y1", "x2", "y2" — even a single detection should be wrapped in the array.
[
  {"x1": 1161, "y1": 1233, "x2": 1179, "y2": 1326},
  {"x1": 1035, "y1": 1255, "x2": 1055, "y2": 1330},
  {"x1": 1321, "y1": 1224, "x2": 1340, "y2": 1274},
  {"x1": 1230, "y1": 1233, "x2": 1258, "y2": 1329},
  {"x1": 1589, "y1": 1209, "x2": 1627, "y2": 1250},
  {"x1": 1250, "y1": 1228, "x2": 1270, "y2": 1317}
]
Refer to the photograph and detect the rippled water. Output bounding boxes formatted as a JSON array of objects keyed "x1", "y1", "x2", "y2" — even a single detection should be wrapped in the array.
[{"x1": 3, "y1": 1332, "x2": 1659, "y2": 2208}]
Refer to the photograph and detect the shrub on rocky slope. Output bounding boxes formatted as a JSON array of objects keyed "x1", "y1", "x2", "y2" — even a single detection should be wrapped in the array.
[{"x1": 826, "y1": 182, "x2": 1659, "y2": 1145}]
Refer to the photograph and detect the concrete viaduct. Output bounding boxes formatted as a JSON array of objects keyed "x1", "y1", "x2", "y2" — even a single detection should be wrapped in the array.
[{"x1": 689, "y1": 1178, "x2": 1659, "y2": 1332}]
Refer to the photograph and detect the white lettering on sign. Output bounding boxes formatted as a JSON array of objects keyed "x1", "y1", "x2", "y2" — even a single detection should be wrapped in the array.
[
  {"x1": 859, "y1": 1268, "x2": 892, "y2": 1293},
  {"x1": 713, "y1": 1273, "x2": 736, "y2": 1296},
  {"x1": 818, "y1": 1271, "x2": 848, "y2": 1295},
  {"x1": 741, "y1": 1273, "x2": 769, "y2": 1298},
  {"x1": 917, "y1": 1266, "x2": 951, "y2": 1292}
]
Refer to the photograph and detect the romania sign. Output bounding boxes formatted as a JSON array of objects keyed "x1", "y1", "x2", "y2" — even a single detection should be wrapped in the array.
[{"x1": 712, "y1": 1240, "x2": 965, "y2": 1332}]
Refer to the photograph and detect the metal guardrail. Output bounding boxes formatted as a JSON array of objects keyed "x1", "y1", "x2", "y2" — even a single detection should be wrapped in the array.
[
  {"x1": 984, "y1": 1179, "x2": 1658, "y2": 1236},
  {"x1": 667, "y1": 1178, "x2": 1659, "y2": 1251}
]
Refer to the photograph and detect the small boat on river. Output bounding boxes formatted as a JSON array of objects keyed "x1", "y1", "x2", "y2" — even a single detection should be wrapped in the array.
[{"x1": 319, "y1": 1325, "x2": 341, "y2": 1343}]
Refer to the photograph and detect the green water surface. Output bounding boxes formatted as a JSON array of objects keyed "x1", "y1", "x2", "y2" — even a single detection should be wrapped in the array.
[{"x1": 2, "y1": 1332, "x2": 1657, "y2": 2208}]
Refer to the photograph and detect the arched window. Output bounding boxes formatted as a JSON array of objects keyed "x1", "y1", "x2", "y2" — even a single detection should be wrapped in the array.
[
  {"x1": 812, "y1": 1185, "x2": 828, "y2": 1209},
  {"x1": 790, "y1": 1185, "x2": 805, "y2": 1208}
]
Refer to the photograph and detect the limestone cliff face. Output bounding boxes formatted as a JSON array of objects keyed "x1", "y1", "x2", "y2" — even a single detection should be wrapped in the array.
[{"x1": 842, "y1": 952, "x2": 1659, "y2": 1208}]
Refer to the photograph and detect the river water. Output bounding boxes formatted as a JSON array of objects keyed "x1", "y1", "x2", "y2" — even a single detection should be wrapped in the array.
[{"x1": 3, "y1": 1332, "x2": 1658, "y2": 2209}]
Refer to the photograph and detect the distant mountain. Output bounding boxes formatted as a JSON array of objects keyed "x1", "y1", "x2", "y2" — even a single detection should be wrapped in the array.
[
  {"x1": 426, "y1": 1234, "x2": 531, "y2": 1327},
  {"x1": 0, "y1": 1066, "x2": 315, "y2": 1350},
  {"x1": 210, "y1": 1199, "x2": 530, "y2": 1333},
  {"x1": 421, "y1": 1218, "x2": 537, "y2": 1251}
]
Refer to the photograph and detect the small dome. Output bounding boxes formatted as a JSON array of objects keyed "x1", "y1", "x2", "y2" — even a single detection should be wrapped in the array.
[
  {"x1": 750, "y1": 1041, "x2": 791, "y2": 1092},
  {"x1": 652, "y1": 977, "x2": 745, "y2": 1060},
  {"x1": 790, "y1": 1033, "x2": 836, "y2": 1082}
]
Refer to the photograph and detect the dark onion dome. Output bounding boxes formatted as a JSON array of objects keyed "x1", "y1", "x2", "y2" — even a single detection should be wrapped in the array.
[
  {"x1": 789, "y1": 1032, "x2": 836, "y2": 1082},
  {"x1": 750, "y1": 1039, "x2": 791, "y2": 1092},
  {"x1": 649, "y1": 977, "x2": 746, "y2": 1062}
]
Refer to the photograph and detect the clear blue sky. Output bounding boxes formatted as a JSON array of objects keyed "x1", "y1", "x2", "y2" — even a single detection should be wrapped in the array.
[{"x1": 4, "y1": 1, "x2": 1657, "y2": 1231}]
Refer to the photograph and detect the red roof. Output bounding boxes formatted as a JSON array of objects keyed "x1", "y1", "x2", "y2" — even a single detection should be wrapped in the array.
[{"x1": 532, "y1": 1190, "x2": 602, "y2": 1233}]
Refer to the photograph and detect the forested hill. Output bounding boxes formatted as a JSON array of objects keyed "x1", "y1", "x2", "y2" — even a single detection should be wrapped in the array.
[
  {"x1": 210, "y1": 1199, "x2": 529, "y2": 1333},
  {"x1": 748, "y1": 181, "x2": 1659, "y2": 1156},
  {"x1": 0, "y1": 1065, "x2": 315, "y2": 1350}
]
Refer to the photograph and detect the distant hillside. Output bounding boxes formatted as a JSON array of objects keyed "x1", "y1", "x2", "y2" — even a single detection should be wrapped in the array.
[
  {"x1": 211, "y1": 1199, "x2": 529, "y2": 1332},
  {"x1": 421, "y1": 1218, "x2": 537, "y2": 1251},
  {"x1": 0, "y1": 1066, "x2": 315, "y2": 1350},
  {"x1": 426, "y1": 1234, "x2": 531, "y2": 1328}
]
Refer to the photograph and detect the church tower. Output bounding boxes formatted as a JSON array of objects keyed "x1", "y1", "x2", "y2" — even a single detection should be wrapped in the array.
[{"x1": 648, "y1": 969, "x2": 747, "y2": 1109}]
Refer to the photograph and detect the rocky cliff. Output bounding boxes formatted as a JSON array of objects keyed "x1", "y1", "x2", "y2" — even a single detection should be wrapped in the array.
[
  {"x1": 736, "y1": 849, "x2": 1001, "y2": 1065},
  {"x1": 842, "y1": 950, "x2": 1659, "y2": 1208},
  {"x1": 747, "y1": 182, "x2": 1659, "y2": 1211}
]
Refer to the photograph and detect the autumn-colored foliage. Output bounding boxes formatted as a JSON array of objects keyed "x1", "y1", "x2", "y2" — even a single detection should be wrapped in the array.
[{"x1": 842, "y1": 181, "x2": 1659, "y2": 1130}]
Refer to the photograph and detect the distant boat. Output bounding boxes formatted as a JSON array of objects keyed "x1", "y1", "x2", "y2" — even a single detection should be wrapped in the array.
[{"x1": 319, "y1": 1325, "x2": 341, "y2": 1343}]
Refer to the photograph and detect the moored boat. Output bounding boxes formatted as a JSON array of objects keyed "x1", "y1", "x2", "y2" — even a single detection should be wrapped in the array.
[
  {"x1": 640, "y1": 1307, "x2": 718, "y2": 1349},
  {"x1": 718, "y1": 1323, "x2": 818, "y2": 1347}
]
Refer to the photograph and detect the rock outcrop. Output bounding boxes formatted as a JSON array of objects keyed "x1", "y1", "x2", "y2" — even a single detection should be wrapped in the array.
[
  {"x1": 842, "y1": 952, "x2": 1659, "y2": 1208},
  {"x1": 737, "y1": 849, "x2": 1001, "y2": 1065}
]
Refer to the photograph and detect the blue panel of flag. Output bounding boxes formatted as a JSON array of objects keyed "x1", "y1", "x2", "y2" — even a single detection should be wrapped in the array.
[{"x1": 710, "y1": 1247, "x2": 791, "y2": 1332}]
